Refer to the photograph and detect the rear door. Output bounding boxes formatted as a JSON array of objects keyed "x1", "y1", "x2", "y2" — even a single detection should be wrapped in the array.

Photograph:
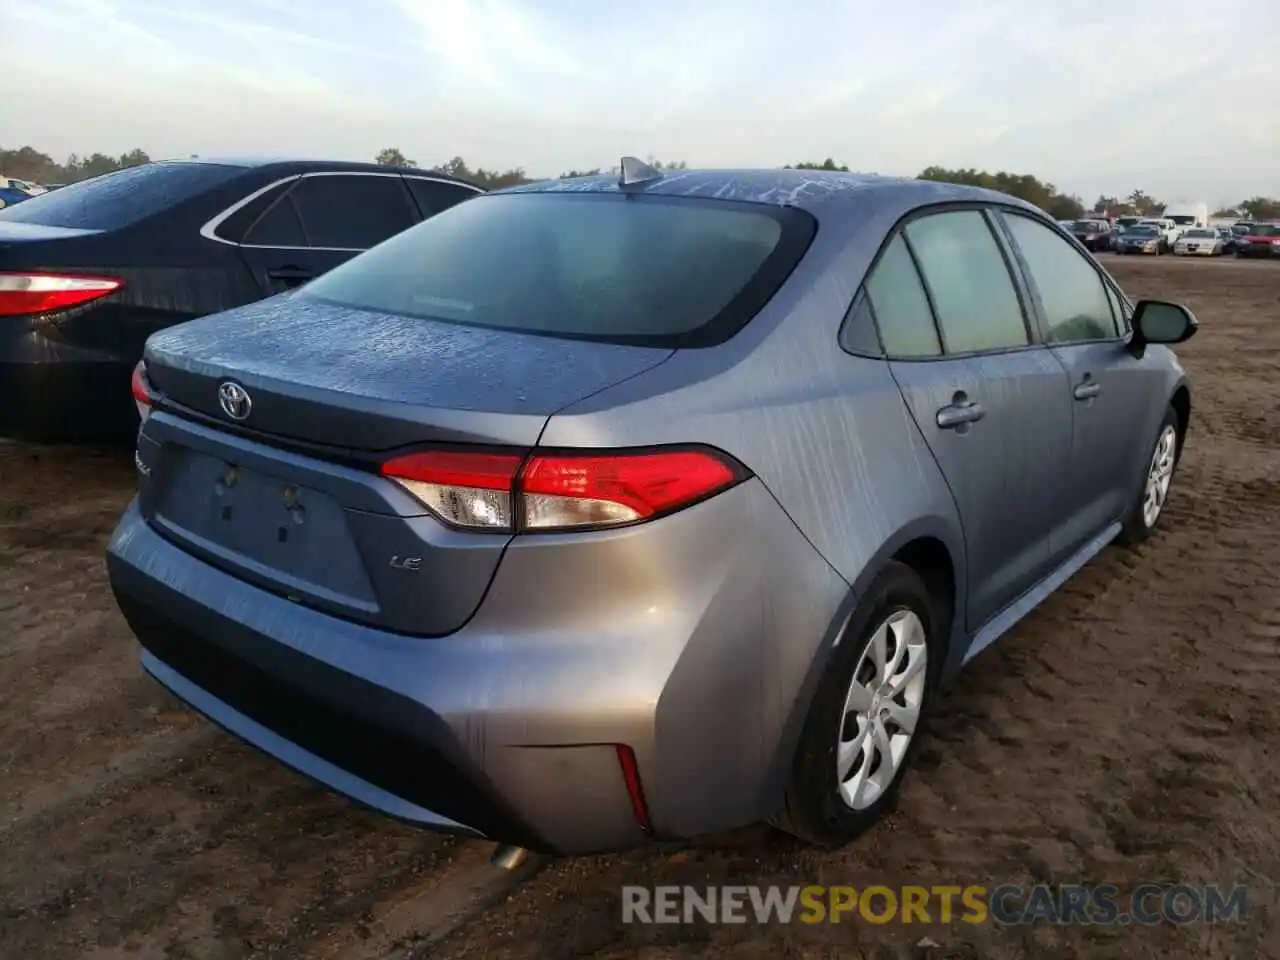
[
  {"x1": 996, "y1": 210, "x2": 1152, "y2": 558},
  {"x1": 879, "y1": 208, "x2": 1074, "y2": 631},
  {"x1": 237, "y1": 172, "x2": 420, "y2": 294}
]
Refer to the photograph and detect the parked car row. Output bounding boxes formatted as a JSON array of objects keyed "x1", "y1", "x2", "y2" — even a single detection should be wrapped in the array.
[
  {"x1": 1060, "y1": 216, "x2": 1279, "y2": 259},
  {"x1": 1232, "y1": 222, "x2": 1280, "y2": 259},
  {"x1": 0, "y1": 157, "x2": 484, "y2": 442}
]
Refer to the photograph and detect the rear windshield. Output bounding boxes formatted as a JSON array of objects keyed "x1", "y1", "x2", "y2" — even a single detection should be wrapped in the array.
[
  {"x1": 1127, "y1": 227, "x2": 1158, "y2": 236},
  {"x1": 1167, "y1": 215, "x2": 1197, "y2": 224},
  {"x1": 0, "y1": 162, "x2": 243, "y2": 230},
  {"x1": 1072, "y1": 221, "x2": 1100, "y2": 231},
  {"x1": 1183, "y1": 229, "x2": 1214, "y2": 238},
  {"x1": 299, "y1": 191, "x2": 815, "y2": 348},
  {"x1": 1247, "y1": 225, "x2": 1279, "y2": 236}
]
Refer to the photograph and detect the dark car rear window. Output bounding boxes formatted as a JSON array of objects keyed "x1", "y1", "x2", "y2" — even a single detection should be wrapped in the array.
[
  {"x1": 0, "y1": 162, "x2": 244, "y2": 230},
  {"x1": 299, "y1": 191, "x2": 816, "y2": 348}
]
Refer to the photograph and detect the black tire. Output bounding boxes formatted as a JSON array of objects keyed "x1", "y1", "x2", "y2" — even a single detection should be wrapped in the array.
[
  {"x1": 772, "y1": 562, "x2": 940, "y2": 847},
  {"x1": 1118, "y1": 405, "x2": 1181, "y2": 547}
]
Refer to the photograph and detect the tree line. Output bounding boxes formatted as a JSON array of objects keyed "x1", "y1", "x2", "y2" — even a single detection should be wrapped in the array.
[{"x1": 4, "y1": 144, "x2": 1277, "y2": 222}]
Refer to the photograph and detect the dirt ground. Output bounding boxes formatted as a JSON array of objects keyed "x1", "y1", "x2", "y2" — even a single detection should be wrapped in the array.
[{"x1": 1, "y1": 257, "x2": 1277, "y2": 960}]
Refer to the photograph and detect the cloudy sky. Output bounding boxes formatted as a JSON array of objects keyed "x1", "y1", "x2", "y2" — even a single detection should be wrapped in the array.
[{"x1": 4, "y1": 0, "x2": 1276, "y2": 206}]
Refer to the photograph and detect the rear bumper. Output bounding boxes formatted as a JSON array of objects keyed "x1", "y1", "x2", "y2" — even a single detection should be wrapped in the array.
[
  {"x1": 106, "y1": 477, "x2": 849, "y2": 854},
  {"x1": 1237, "y1": 245, "x2": 1280, "y2": 258},
  {"x1": 0, "y1": 328, "x2": 137, "y2": 442}
]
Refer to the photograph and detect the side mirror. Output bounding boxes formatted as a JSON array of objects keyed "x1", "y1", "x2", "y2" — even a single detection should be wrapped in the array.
[{"x1": 1129, "y1": 300, "x2": 1198, "y2": 355}]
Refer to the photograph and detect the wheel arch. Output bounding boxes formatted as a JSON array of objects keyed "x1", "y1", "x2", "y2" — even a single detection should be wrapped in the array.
[{"x1": 757, "y1": 515, "x2": 967, "y2": 817}]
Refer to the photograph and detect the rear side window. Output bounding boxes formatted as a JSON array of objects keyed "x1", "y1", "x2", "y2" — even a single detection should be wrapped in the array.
[
  {"x1": 244, "y1": 194, "x2": 306, "y2": 247},
  {"x1": 0, "y1": 162, "x2": 244, "y2": 229},
  {"x1": 406, "y1": 178, "x2": 480, "y2": 217},
  {"x1": 287, "y1": 174, "x2": 417, "y2": 249},
  {"x1": 864, "y1": 234, "x2": 940, "y2": 358},
  {"x1": 904, "y1": 210, "x2": 1028, "y2": 354},
  {"x1": 299, "y1": 192, "x2": 815, "y2": 348},
  {"x1": 212, "y1": 178, "x2": 298, "y2": 243},
  {"x1": 1002, "y1": 213, "x2": 1119, "y2": 342}
]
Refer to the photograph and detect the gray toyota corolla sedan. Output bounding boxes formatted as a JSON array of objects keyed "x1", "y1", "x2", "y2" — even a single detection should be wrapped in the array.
[{"x1": 107, "y1": 161, "x2": 1197, "y2": 856}]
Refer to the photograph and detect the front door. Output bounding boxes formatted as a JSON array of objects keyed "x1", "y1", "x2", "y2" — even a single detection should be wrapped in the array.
[{"x1": 997, "y1": 211, "x2": 1153, "y2": 558}]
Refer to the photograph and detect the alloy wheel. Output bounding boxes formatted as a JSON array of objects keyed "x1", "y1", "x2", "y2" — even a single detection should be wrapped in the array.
[
  {"x1": 1142, "y1": 425, "x2": 1177, "y2": 528},
  {"x1": 835, "y1": 609, "x2": 928, "y2": 810}
]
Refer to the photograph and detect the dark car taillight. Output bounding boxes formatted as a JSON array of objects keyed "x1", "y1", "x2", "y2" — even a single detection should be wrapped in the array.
[
  {"x1": 0, "y1": 271, "x2": 123, "y2": 317},
  {"x1": 380, "y1": 446, "x2": 748, "y2": 533}
]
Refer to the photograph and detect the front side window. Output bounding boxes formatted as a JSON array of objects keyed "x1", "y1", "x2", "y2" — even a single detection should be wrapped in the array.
[
  {"x1": 904, "y1": 210, "x2": 1028, "y2": 354},
  {"x1": 1003, "y1": 213, "x2": 1119, "y2": 343},
  {"x1": 1104, "y1": 283, "x2": 1131, "y2": 334},
  {"x1": 300, "y1": 192, "x2": 814, "y2": 347}
]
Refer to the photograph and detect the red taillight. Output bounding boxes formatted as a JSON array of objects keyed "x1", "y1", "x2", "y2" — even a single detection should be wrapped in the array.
[
  {"x1": 131, "y1": 361, "x2": 152, "y2": 422},
  {"x1": 520, "y1": 449, "x2": 739, "y2": 530},
  {"x1": 379, "y1": 446, "x2": 744, "y2": 533},
  {"x1": 381, "y1": 450, "x2": 524, "y2": 530},
  {"x1": 0, "y1": 272, "x2": 123, "y2": 317}
]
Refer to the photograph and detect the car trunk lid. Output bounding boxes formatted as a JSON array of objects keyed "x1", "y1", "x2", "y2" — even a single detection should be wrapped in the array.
[
  {"x1": 136, "y1": 295, "x2": 673, "y2": 635},
  {"x1": 144, "y1": 294, "x2": 673, "y2": 450}
]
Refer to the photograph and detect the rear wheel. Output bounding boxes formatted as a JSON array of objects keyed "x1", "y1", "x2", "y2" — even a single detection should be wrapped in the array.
[
  {"x1": 773, "y1": 562, "x2": 938, "y2": 847},
  {"x1": 1118, "y1": 406, "x2": 1180, "y2": 546}
]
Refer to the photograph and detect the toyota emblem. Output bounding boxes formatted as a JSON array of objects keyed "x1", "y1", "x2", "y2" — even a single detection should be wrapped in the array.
[{"x1": 218, "y1": 380, "x2": 252, "y2": 421}]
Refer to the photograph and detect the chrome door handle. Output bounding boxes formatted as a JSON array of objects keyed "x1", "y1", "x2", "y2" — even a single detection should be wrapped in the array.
[
  {"x1": 936, "y1": 401, "x2": 986, "y2": 429},
  {"x1": 1074, "y1": 378, "x2": 1101, "y2": 400}
]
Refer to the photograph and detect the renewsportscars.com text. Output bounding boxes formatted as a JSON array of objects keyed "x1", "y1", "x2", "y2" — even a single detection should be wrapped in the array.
[{"x1": 621, "y1": 883, "x2": 1247, "y2": 926}]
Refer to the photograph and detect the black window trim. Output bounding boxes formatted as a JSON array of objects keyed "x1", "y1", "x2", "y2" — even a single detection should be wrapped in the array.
[
  {"x1": 842, "y1": 200, "x2": 1045, "y2": 363},
  {"x1": 994, "y1": 207, "x2": 1131, "y2": 347},
  {"x1": 200, "y1": 171, "x2": 484, "y2": 251}
]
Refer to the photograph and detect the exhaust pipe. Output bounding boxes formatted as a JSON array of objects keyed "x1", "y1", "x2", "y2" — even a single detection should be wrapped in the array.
[{"x1": 491, "y1": 844, "x2": 529, "y2": 871}]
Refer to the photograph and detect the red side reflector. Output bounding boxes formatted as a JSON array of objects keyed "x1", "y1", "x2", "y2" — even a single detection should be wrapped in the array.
[
  {"x1": 615, "y1": 745, "x2": 653, "y2": 833},
  {"x1": 0, "y1": 272, "x2": 123, "y2": 317}
]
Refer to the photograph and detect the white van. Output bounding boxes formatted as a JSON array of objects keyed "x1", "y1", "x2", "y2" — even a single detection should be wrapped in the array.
[{"x1": 1161, "y1": 203, "x2": 1210, "y2": 240}]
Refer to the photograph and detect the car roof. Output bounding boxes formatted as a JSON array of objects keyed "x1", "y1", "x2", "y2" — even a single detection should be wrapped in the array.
[
  {"x1": 152, "y1": 156, "x2": 478, "y2": 186},
  {"x1": 500, "y1": 168, "x2": 1041, "y2": 217}
]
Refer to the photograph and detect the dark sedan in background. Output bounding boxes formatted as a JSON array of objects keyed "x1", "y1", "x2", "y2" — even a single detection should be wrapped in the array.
[
  {"x1": 1235, "y1": 224, "x2": 1280, "y2": 259},
  {"x1": 1115, "y1": 225, "x2": 1167, "y2": 255},
  {"x1": 0, "y1": 158, "x2": 483, "y2": 442},
  {"x1": 0, "y1": 182, "x2": 34, "y2": 210},
  {"x1": 1069, "y1": 219, "x2": 1112, "y2": 252}
]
